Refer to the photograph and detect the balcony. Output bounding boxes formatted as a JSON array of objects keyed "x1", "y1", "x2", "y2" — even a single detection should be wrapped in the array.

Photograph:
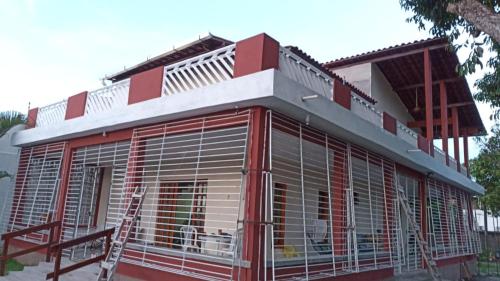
[{"x1": 28, "y1": 40, "x2": 467, "y2": 177}]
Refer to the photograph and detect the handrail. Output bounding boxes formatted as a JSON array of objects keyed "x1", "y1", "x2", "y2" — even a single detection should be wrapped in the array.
[
  {"x1": 0, "y1": 220, "x2": 61, "y2": 276},
  {"x1": 46, "y1": 228, "x2": 114, "y2": 281}
]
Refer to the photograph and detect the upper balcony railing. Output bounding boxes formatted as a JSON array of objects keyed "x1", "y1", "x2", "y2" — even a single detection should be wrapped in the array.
[
  {"x1": 162, "y1": 44, "x2": 235, "y2": 96},
  {"x1": 85, "y1": 78, "x2": 130, "y2": 115},
  {"x1": 279, "y1": 47, "x2": 333, "y2": 99},
  {"x1": 35, "y1": 100, "x2": 67, "y2": 128}
]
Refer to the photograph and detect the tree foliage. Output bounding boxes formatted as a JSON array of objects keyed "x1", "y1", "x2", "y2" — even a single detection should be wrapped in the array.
[
  {"x1": 0, "y1": 111, "x2": 26, "y2": 137},
  {"x1": 470, "y1": 125, "x2": 500, "y2": 215},
  {"x1": 400, "y1": 0, "x2": 500, "y2": 119}
]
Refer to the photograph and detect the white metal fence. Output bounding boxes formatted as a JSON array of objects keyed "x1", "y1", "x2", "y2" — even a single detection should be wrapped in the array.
[
  {"x1": 278, "y1": 47, "x2": 333, "y2": 99},
  {"x1": 85, "y1": 79, "x2": 130, "y2": 115},
  {"x1": 265, "y1": 112, "x2": 399, "y2": 280},
  {"x1": 427, "y1": 179, "x2": 481, "y2": 258},
  {"x1": 162, "y1": 44, "x2": 236, "y2": 96},
  {"x1": 35, "y1": 100, "x2": 67, "y2": 128},
  {"x1": 8, "y1": 142, "x2": 66, "y2": 243}
]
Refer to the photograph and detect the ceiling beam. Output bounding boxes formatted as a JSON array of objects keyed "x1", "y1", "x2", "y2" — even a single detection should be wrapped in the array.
[
  {"x1": 395, "y1": 77, "x2": 462, "y2": 91},
  {"x1": 408, "y1": 118, "x2": 451, "y2": 128},
  {"x1": 432, "y1": 101, "x2": 475, "y2": 110}
]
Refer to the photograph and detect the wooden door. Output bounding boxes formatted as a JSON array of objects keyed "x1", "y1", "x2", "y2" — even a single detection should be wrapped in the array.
[{"x1": 155, "y1": 183, "x2": 178, "y2": 248}]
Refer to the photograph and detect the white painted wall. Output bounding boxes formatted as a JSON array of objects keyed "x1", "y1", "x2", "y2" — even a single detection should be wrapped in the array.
[
  {"x1": 96, "y1": 167, "x2": 112, "y2": 229},
  {"x1": 332, "y1": 63, "x2": 372, "y2": 95},
  {"x1": 332, "y1": 63, "x2": 414, "y2": 125},
  {"x1": 370, "y1": 64, "x2": 414, "y2": 124}
]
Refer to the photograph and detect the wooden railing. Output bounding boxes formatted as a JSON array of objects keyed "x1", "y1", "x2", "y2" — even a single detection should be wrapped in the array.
[
  {"x1": 0, "y1": 220, "x2": 61, "y2": 276},
  {"x1": 46, "y1": 228, "x2": 114, "y2": 281}
]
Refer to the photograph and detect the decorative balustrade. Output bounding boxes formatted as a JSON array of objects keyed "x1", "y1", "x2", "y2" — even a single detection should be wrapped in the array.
[
  {"x1": 36, "y1": 100, "x2": 67, "y2": 128},
  {"x1": 434, "y1": 147, "x2": 447, "y2": 166},
  {"x1": 396, "y1": 121, "x2": 418, "y2": 147},
  {"x1": 351, "y1": 94, "x2": 382, "y2": 127},
  {"x1": 85, "y1": 78, "x2": 130, "y2": 115},
  {"x1": 162, "y1": 44, "x2": 236, "y2": 96},
  {"x1": 278, "y1": 47, "x2": 333, "y2": 99}
]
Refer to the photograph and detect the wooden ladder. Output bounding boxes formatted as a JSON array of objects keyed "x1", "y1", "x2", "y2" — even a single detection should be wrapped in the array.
[
  {"x1": 96, "y1": 186, "x2": 148, "y2": 281},
  {"x1": 397, "y1": 187, "x2": 441, "y2": 281}
]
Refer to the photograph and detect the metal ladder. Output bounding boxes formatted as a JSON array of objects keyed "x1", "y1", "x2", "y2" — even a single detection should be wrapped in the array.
[
  {"x1": 96, "y1": 186, "x2": 148, "y2": 281},
  {"x1": 397, "y1": 186, "x2": 441, "y2": 281}
]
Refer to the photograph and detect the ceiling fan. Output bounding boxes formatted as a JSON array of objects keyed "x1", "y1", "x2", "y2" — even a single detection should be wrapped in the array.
[{"x1": 412, "y1": 88, "x2": 422, "y2": 113}]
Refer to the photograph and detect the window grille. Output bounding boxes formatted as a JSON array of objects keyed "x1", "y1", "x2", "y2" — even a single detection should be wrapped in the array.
[
  {"x1": 426, "y1": 179, "x2": 480, "y2": 258},
  {"x1": 115, "y1": 110, "x2": 252, "y2": 281},
  {"x1": 8, "y1": 142, "x2": 66, "y2": 243},
  {"x1": 394, "y1": 173, "x2": 422, "y2": 273},
  {"x1": 60, "y1": 141, "x2": 131, "y2": 259},
  {"x1": 265, "y1": 112, "x2": 398, "y2": 281}
]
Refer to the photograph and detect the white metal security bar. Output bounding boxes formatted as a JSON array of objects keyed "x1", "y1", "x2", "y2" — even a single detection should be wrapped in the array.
[
  {"x1": 163, "y1": 44, "x2": 236, "y2": 96},
  {"x1": 278, "y1": 47, "x2": 333, "y2": 99},
  {"x1": 265, "y1": 112, "x2": 399, "y2": 281},
  {"x1": 60, "y1": 141, "x2": 131, "y2": 259},
  {"x1": 8, "y1": 142, "x2": 66, "y2": 243},
  {"x1": 426, "y1": 179, "x2": 480, "y2": 259},
  {"x1": 110, "y1": 110, "x2": 252, "y2": 281},
  {"x1": 35, "y1": 100, "x2": 68, "y2": 128},
  {"x1": 394, "y1": 173, "x2": 422, "y2": 273},
  {"x1": 85, "y1": 79, "x2": 131, "y2": 115}
]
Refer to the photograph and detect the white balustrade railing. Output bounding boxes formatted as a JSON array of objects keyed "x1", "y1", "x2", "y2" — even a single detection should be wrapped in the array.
[
  {"x1": 460, "y1": 164, "x2": 468, "y2": 176},
  {"x1": 279, "y1": 47, "x2": 333, "y2": 99},
  {"x1": 162, "y1": 44, "x2": 236, "y2": 96},
  {"x1": 351, "y1": 94, "x2": 382, "y2": 127},
  {"x1": 434, "y1": 147, "x2": 448, "y2": 166},
  {"x1": 396, "y1": 121, "x2": 418, "y2": 147},
  {"x1": 35, "y1": 100, "x2": 67, "y2": 128},
  {"x1": 85, "y1": 78, "x2": 130, "y2": 115}
]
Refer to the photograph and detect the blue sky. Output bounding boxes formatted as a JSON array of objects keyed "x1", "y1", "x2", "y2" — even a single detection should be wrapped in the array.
[{"x1": 0, "y1": 0, "x2": 494, "y2": 158}]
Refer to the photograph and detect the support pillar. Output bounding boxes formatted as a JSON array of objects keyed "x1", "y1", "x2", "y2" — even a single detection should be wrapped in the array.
[
  {"x1": 463, "y1": 130, "x2": 469, "y2": 177},
  {"x1": 424, "y1": 48, "x2": 434, "y2": 156},
  {"x1": 439, "y1": 81, "x2": 449, "y2": 165},
  {"x1": 451, "y1": 107, "x2": 460, "y2": 172}
]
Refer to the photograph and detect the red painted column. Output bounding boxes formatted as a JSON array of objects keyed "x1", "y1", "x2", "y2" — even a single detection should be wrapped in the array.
[
  {"x1": 243, "y1": 107, "x2": 267, "y2": 281},
  {"x1": 128, "y1": 66, "x2": 164, "y2": 105},
  {"x1": 332, "y1": 144, "x2": 347, "y2": 256},
  {"x1": 424, "y1": 48, "x2": 434, "y2": 156},
  {"x1": 463, "y1": 130, "x2": 469, "y2": 177},
  {"x1": 26, "y1": 107, "x2": 39, "y2": 128},
  {"x1": 233, "y1": 33, "x2": 279, "y2": 78},
  {"x1": 439, "y1": 81, "x2": 449, "y2": 165},
  {"x1": 383, "y1": 112, "x2": 397, "y2": 135},
  {"x1": 333, "y1": 79, "x2": 351, "y2": 110},
  {"x1": 451, "y1": 107, "x2": 460, "y2": 172},
  {"x1": 65, "y1": 91, "x2": 88, "y2": 120}
]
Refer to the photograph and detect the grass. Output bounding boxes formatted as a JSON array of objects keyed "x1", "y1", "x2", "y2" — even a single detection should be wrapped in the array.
[
  {"x1": 6, "y1": 259, "x2": 24, "y2": 273},
  {"x1": 479, "y1": 261, "x2": 500, "y2": 276}
]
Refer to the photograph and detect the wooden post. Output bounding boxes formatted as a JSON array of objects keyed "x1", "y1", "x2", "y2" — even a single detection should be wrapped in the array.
[
  {"x1": 46, "y1": 224, "x2": 54, "y2": 262},
  {"x1": 440, "y1": 81, "x2": 449, "y2": 165},
  {"x1": 424, "y1": 48, "x2": 434, "y2": 156},
  {"x1": 0, "y1": 238, "x2": 9, "y2": 276},
  {"x1": 463, "y1": 130, "x2": 469, "y2": 176},
  {"x1": 452, "y1": 107, "x2": 460, "y2": 172},
  {"x1": 53, "y1": 247, "x2": 62, "y2": 281}
]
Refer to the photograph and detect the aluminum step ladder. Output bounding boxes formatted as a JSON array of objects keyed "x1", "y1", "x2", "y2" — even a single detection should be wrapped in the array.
[
  {"x1": 397, "y1": 186, "x2": 441, "y2": 281},
  {"x1": 96, "y1": 186, "x2": 148, "y2": 281}
]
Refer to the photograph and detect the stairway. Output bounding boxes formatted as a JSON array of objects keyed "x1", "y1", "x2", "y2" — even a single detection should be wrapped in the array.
[{"x1": 0, "y1": 258, "x2": 99, "y2": 281}]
